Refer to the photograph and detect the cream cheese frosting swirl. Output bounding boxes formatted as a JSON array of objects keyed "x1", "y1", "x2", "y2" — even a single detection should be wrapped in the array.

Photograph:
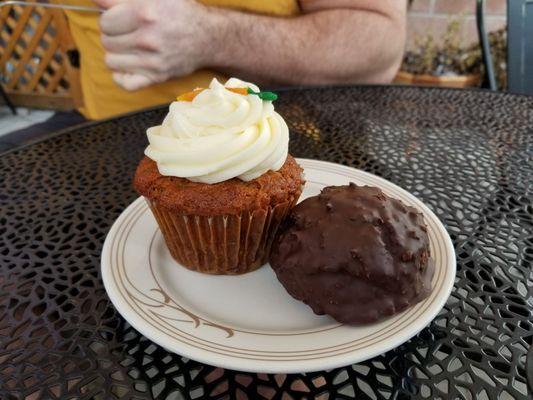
[{"x1": 145, "y1": 78, "x2": 289, "y2": 184}]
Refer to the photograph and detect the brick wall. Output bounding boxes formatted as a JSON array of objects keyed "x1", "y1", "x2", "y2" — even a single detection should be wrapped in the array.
[{"x1": 407, "y1": 0, "x2": 507, "y2": 50}]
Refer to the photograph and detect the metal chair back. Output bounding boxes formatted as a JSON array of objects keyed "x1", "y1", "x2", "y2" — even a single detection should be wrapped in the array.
[
  {"x1": 507, "y1": 0, "x2": 533, "y2": 95},
  {"x1": 477, "y1": 0, "x2": 533, "y2": 95}
]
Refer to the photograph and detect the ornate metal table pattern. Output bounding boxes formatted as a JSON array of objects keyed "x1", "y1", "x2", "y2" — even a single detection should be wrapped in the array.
[{"x1": 0, "y1": 86, "x2": 531, "y2": 399}]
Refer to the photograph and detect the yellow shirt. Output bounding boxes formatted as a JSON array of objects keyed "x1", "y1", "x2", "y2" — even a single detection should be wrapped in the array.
[{"x1": 63, "y1": 1, "x2": 299, "y2": 119}]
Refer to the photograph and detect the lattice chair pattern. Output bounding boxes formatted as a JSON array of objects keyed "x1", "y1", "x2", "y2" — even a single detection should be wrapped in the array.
[{"x1": 0, "y1": 1, "x2": 83, "y2": 110}]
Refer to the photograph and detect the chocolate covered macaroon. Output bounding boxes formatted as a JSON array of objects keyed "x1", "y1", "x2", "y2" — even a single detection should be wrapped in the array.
[{"x1": 269, "y1": 183, "x2": 432, "y2": 325}]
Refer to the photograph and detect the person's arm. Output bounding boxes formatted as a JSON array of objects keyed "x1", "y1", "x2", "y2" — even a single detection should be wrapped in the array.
[
  {"x1": 96, "y1": 0, "x2": 406, "y2": 91},
  {"x1": 210, "y1": 0, "x2": 406, "y2": 86}
]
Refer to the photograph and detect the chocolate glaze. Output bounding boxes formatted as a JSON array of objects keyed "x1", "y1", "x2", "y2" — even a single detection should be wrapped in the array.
[{"x1": 270, "y1": 183, "x2": 433, "y2": 325}]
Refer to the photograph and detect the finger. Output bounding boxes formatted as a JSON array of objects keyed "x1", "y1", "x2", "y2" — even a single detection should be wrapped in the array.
[
  {"x1": 112, "y1": 72, "x2": 153, "y2": 91},
  {"x1": 100, "y1": 2, "x2": 142, "y2": 36},
  {"x1": 101, "y1": 32, "x2": 139, "y2": 53},
  {"x1": 105, "y1": 52, "x2": 146, "y2": 71},
  {"x1": 93, "y1": 0, "x2": 127, "y2": 9}
]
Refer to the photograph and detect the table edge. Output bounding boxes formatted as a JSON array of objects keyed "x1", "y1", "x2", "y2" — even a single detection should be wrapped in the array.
[{"x1": 1, "y1": 83, "x2": 531, "y2": 158}]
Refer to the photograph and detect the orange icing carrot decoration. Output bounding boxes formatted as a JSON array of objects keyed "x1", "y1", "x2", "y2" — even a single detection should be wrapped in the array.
[
  {"x1": 227, "y1": 87, "x2": 249, "y2": 95},
  {"x1": 176, "y1": 88, "x2": 204, "y2": 101},
  {"x1": 177, "y1": 86, "x2": 277, "y2": 102}
]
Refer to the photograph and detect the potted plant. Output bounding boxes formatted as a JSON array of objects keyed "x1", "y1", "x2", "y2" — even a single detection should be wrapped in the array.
[{"x1": 396, "y1": 18, "x2": 482, "y2": 88}]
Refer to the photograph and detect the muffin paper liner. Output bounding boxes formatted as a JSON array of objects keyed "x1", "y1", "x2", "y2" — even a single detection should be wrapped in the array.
[{"x1": 146, "y1": 197, "x2": 298, "y2": 274}]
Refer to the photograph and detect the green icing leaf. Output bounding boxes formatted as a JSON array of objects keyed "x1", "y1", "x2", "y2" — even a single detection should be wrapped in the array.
[
  {"x1": 259, "y1": 91, "x2": 278, "y2": 101},
  {"x1": 246, "y1": 88, "x2": 278, "y2": 102}
]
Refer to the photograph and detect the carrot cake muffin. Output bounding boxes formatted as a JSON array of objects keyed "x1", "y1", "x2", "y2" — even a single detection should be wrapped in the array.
[{"x1": 134, "y1": 78, "x2": 304, "y2": 274}]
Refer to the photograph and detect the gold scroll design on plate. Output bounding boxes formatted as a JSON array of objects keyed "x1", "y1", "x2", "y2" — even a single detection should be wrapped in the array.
[
  {"x1": 121, "y1": 279, "x2": 234, "y2": 338},
  {"x1": 117, "y1": 223, "x2": 235, "y2": 339}
]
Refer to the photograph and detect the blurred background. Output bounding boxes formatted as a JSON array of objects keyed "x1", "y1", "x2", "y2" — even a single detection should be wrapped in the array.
[
  {"x1": 408, "y1": 0, "x2": 506, "y2": 49},
  {"x1": 0, "y1": 0, "x2": 527, "y2": 152}
]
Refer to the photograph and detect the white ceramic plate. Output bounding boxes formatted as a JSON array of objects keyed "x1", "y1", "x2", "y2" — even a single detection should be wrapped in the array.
[{"x1": 101, "y1": 159, "x2": 455, "y2": 373}]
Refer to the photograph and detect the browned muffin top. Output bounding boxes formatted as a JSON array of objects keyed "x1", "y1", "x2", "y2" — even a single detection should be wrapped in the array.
[{"x1": 134, "y1": 155, "x2": 304, "y2": 216}]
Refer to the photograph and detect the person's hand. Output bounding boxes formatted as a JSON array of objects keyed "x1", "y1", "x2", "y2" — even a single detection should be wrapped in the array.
[{"x1": 95, "y1": 0, "x2": 214, "y2": 91}]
